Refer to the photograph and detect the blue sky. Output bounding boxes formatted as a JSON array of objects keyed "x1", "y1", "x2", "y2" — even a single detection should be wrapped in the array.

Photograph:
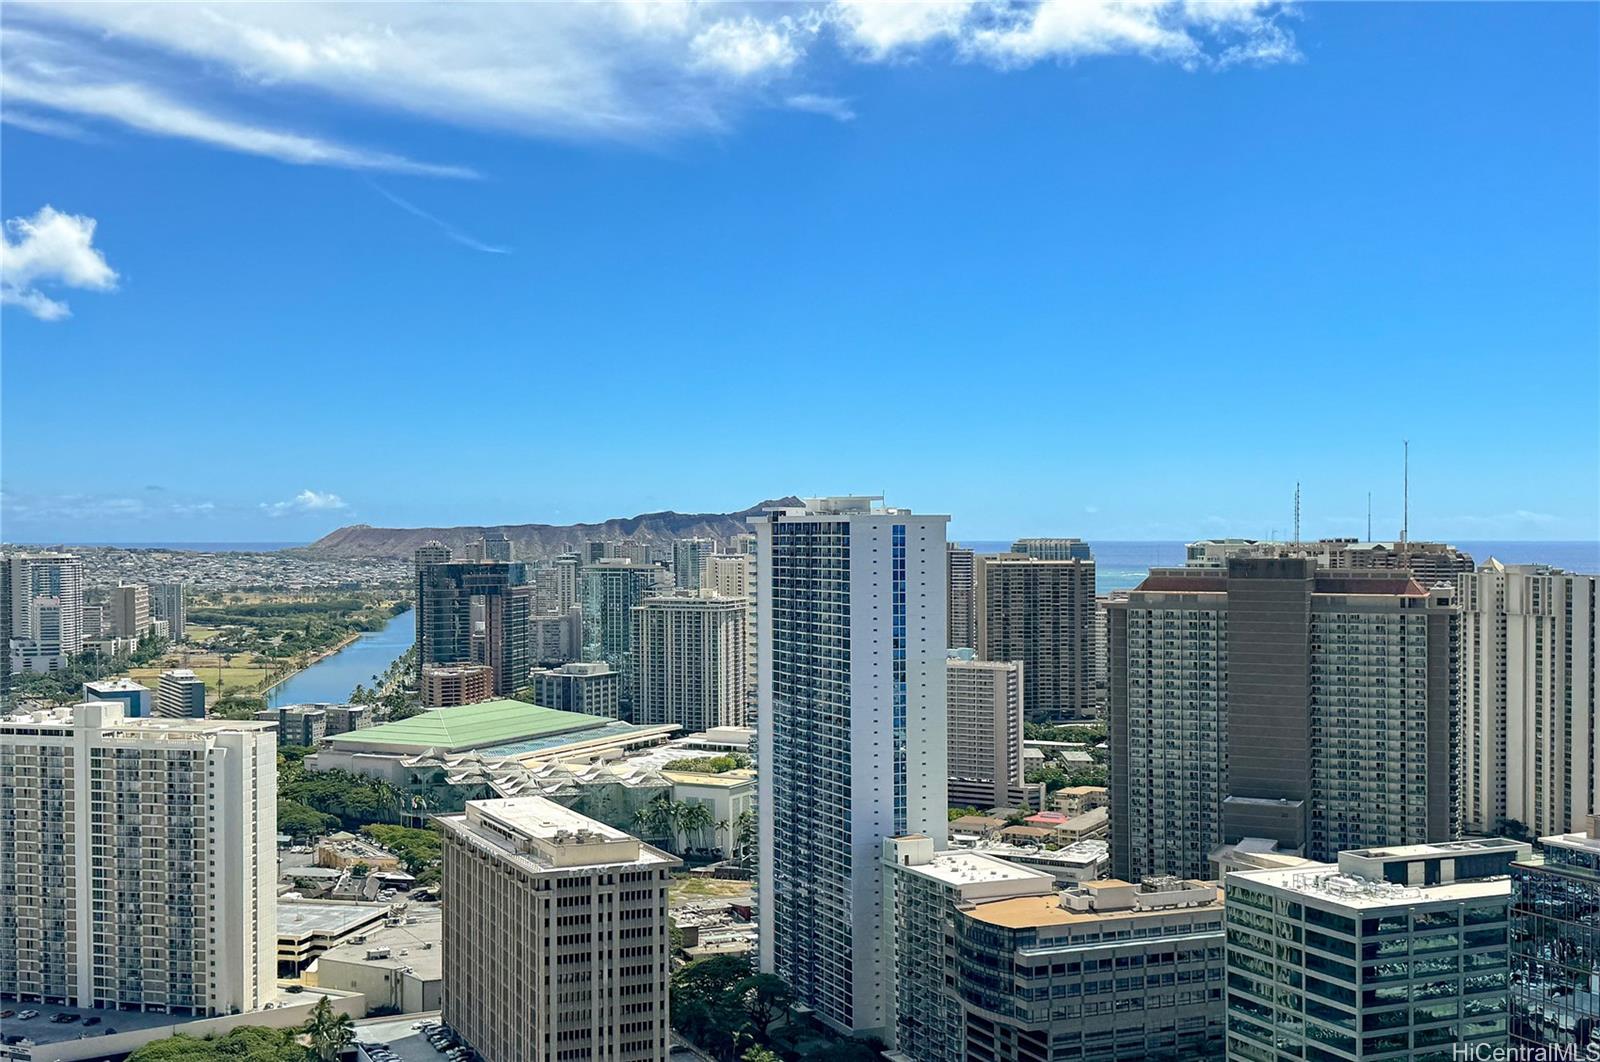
[{"x1": 2, "y1": 1, "x2": 1596, "y2": 544}]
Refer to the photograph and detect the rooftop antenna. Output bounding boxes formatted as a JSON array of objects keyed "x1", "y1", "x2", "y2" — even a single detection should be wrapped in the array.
[
  {"x1": 1401, "y1": 440, "x2": 1409, "y2": 547},
  {"x1": 1293, "y1": 483, "x2": 1301, "y2": 544},
  {"x1": 1366, "y1": 492, "x2": 1372, "y2": 543}
]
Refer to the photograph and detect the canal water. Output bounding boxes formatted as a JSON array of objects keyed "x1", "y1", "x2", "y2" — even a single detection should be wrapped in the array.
[{"x1": 266, "y1": 608, "x2": 415, "y2": 707}]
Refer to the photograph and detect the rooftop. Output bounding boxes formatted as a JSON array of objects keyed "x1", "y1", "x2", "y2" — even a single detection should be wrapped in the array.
[
  {"x1": 325, "y1": 699, "x2": 607, "y2": 753},
  {"x1": 660, "y1": 767, "x2": 757, "y2": 789},
  {"x1": 438, "y1": 796, "x2": 677, "y2": 872},
  {"x1": 277, "y1": 900, "x2": 389, "y2": 940},
  {"x1": 83, "y1": 677, "x2": 150, "y2": 693},
  {"x1": 1229, "y1": 864, "x2": 1512, "y2": 909},
  {"x1": 965, "y1": 882, "x2": 1224, "y2": 930},
  {"x1": 902, "y1": 850, "x2": 1056, "y2": 888},
  {"x1": 317, "y1": 904, "x2": 442, "y2": 982}
]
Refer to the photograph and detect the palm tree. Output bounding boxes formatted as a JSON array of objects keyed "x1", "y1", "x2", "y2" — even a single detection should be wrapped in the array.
[
  {"x1": 678, "y1": 801, "x2": 715, "y2": 854},
  {"x1": 303, "y1": 996, "x2": 354, "y2": 1062},
  {"x1": 733, "y1": 809, "x2": 758, "y2": 865},
  {"x1": 633, "y1": 798, "x2": 673, "y2": 851}
]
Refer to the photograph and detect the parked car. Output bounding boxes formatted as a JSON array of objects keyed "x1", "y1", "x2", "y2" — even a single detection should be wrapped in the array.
[
  {"x1": 17, "y1": 1011, "x2": 40, "y2": 1020},
  {"x1": 83, "y1": 1017, "x2": 102, "y2": 1027}
]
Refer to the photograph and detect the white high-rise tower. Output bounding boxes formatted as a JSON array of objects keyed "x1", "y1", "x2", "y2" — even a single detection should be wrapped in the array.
[{"x1": 753, "y1": 496, "x2": 948, "y2": 1037}]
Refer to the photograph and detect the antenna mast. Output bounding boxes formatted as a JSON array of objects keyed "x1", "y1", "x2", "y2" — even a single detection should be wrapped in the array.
[
  {"x1": 1367, "y1": 492, "x2": 1372, "y2": 543},
  {"x1": 1294, "y1": 483, "x2": 1301, "y2": 544},
  {"x1": 1401, "y1": 440, "x2": 1409, "y2": 546}
]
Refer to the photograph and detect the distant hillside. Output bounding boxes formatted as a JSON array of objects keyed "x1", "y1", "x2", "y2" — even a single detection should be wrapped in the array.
[{"x1": 301, "y1": 498, "x2": 801, "y2": 559}]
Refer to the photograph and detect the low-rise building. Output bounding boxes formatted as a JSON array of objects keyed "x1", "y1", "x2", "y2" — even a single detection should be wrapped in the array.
[
  {"x1": 1225, "y1": 839, "x2": 1530, "y2": 1062},
  {"x1": 276, "y1": 900, "x2": 390, "y2": 975},
  {"x1": 1053, "y1": 785, "x2": 1109, "y2": 817},
  {"x1": 313, "y1": 903, "x2": 442, "y2": 1016},
  {"x1": 659, "y1": 767, "x2": 756, "y2": 858},
  {"x1": 422, "y1": 664, "x2": 494, "y2": 708},
  {"x1": 82, "y1": 677, "x2": 152, "y2": 718},
  {"x1": 316, "y1": 832, "x2": 403, "y2": 872},
  {"x1": 968, "y1": 839, "x2": 1110, "y2": 885},
  {"x1": 438, "y1": 797, "x2": 678, "y2": 1062}
]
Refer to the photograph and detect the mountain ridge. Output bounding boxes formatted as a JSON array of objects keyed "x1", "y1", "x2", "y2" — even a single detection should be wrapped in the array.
[{"x1": 300, "y1": 498, "x2": 802, "y2": 559}]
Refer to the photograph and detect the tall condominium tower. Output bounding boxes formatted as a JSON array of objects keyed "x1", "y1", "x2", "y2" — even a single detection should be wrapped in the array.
[
  {"x1": 526, "y1": 661, "x2": 621, "y2": 719},
  {"x1": 439, "y1": 797, "x2": 676, "y2": 1062},
  {"x1": 553, "y1": 552, "x2": 582, "y2": 612},
  {"x1": 151, "y1": 580, "x2": 187, "y2": 644},
  {"x1": 1107, "y1": 558, "x2": 1462, "y2": 881},
  {"x1": 0, "y1": 701, "x2": 277, "y2": 1014},
  {"x1": 753, "y1": 496, "x2": 949, "y2": 1037},
  {"x1": 630, "y1": 592, "x2": 747, "y2": 731},
  {"x1": 703, "y1": 552, "x2": 758, "y2": 722},
  {"x1": 413, "y1": 540, "x2": 452, "y2": 653},
  {"x1": 946, "y1": 648, "x2": 1025, "y2": 809},
  {"x1": 1011, "y1": 537, "x2": 1093, "y2": 561},
  {"x1": 976, "y1": 554, "x2": 1096, "y2": 721},
  {"x1": 946, "y1": 544, "x2": 976, "y2": 651},
  {"x1": 1227, "y1": 839, "x2": 1529, "y2": 1062},
  {"x1": 481, "y1": 530, "x2": 512, "y2": 562},
  {"x1": 108, "y1": 583, "x2": 151, "y2": 638},
  {"x1": 6, "y1": 552, "x2": 85, "y2": 673},
  {"x1": 1459, "y1": 561, "x2": 1597, "y2": 837},
  {"x1": 672, "y1": 537, "x2": 717, "y2": 590},
  {"x1": 417, "y1": 560, "x2": 534, "y2": 696},
  {"x1": 581, "y1": 559, "x2": 667, "y2": 718},
  {"x1": 1186, "y1": 537, "x2": 1475, "y2": 587}
]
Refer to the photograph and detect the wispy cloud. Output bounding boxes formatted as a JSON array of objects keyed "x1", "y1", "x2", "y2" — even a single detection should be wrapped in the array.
[
  {"x1": 367, "y1": 182, "x2": 510, "y2": 255},
  {"x1": 0, "y1": 489, "x2": 217, "y2": 522},
  {"x1": 2, "y1": 2, "x2": 1301, "y2": 174},
  {"x1": 261, "y1": 489, "x2": 348, "y2": 517},
  {"x1": 1, "y1": 205, "x2": 119, "y2": 321},
  {"x1": 785, "y1": 93, "x2": 856, "y2": 122},
  {"x1": 2, "y1": 65, "x2": 476, "y2": 178}
]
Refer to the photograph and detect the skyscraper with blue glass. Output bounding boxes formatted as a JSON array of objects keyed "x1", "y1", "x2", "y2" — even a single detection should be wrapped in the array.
[{"x1": 753, "y1": 497, "x2": 949, "y2": 1038}]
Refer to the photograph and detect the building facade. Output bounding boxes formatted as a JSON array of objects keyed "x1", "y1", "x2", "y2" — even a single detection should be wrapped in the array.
[
  {"x1": 702, "y1": 552, "x2": 758, "y2": 723},
  {"x1": 0, "y1": 701, "x2": 277, "y2": 1015},
  {"x1": 151, "y1": 581, "x2": 187, "y2": 644},
  {"x1": 947, "y1": 649, "x2": 1025, "y2": 810},
  {"x1": 1011, "y1": 538, "x2": 1094, "y2": 561},
  {"x1": 1510, "y1": 819, "x2": 1600, "y2": 1051},
  {"x1": 883, "y1": 836, "x2": 1056, "y2": 1061},
  {"x1": 438, "y1": 797, "x2": 677, "y2": 1062},
  {"x1": 527, "y1": 661, "x2": 621, "y2": 719},
  {"x1": 6, "y1": 552, "x2": 85, "y2": 673},
  {"x1": 977, "y1": 554, "x2": 1096, "y2": 721},
  {"x1": 83, "y1": 678, "x2": 153, "y2": 718},
  {"x1": 1458, "y1": 561, "x2": 1598, "y2": 838},
  {"x1": 948, "y1": 544, "x2": 977, "y2": 651},
  {"x1": 581, "y1": 559, "x2": 667, "y2": 718},
  {"x1": 156, "y1": 668, "x2": 207, "y2": 718},
  {"x1": 954, "y1": 877, "x2": 1227, "y2": 1062},
  {"x1": 630, "y1": 593, "x2": 747, "y2": 731},
  {"x1": 422, "y1": 663, "x2": 496, "y2": 708},
  {"x1": 1225, "y1": 839, "x2": 1528, "y2": 1062},
  {"x1": 1107, "y1": 559, "x2": 1462, "y2": 881},
  {"x1": 417, "y1": 560, "x2": 534, "y2": 696},
  {"x1": 754, "y1": 497, "x2": 949, "y2": 1036},
  {"x1": 672, "y1": 538, "x2": 717, "y2": 590},
  {"x1": 108, "y1": 583, "x2": 152, "y2": 639}
]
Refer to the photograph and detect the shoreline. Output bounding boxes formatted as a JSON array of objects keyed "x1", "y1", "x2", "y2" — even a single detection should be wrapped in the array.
[{"x1": 257, "y1": 629, "x2": 366, "y2": 700}]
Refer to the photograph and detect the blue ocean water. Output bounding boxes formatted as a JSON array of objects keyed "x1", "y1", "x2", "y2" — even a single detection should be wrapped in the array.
[{"x1": 959, "y1": 540, "x2": 1599, "y2": 593}]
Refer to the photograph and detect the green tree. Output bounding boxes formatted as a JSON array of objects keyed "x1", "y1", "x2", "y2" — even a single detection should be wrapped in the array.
[
  {"x1": 742, "y1": 1049, "x2": 780, "y2": 1062},
  {"x1": 678, "y1": 801, "x2": 716, "y2": 852},
  {"x1": 735, "y1": 973, "x2": 793, "y2": 1040},
  {"x1": 303, "y1": 996, "x2": 354, "y2": 1062}
]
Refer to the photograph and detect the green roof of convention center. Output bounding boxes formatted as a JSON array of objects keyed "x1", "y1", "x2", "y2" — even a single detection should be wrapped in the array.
[{"x1": 325, "y1": 699, "x2": 607, "y2": 753}]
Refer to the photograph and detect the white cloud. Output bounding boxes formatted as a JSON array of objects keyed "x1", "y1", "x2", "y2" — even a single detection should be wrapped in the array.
[
  {"x1": 1, "y1": 205, "x2": 118, "y2": 321},
  {"x1": 261, "y1": 489, "x2": 349, "y2": 517},
  {"x1": 2, "y1": 2, "x2": 1300, "y2": 173},
  {"x1": 691, "y1": 15, "x2": 810, "y2": 78},
  {"x1": 785, "y1": 93, "x2": 857, "y2": 122},
  {"x1": 831, "y1": 1, "x2": 975, "y2": 59}
]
